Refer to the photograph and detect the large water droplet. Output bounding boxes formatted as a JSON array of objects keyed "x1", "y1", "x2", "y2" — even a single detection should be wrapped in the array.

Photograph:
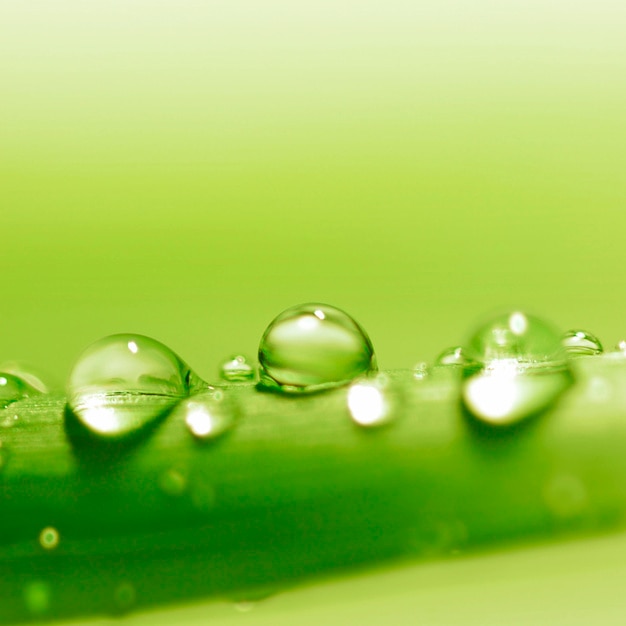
[
  {"x1": 67, "y1": 334, "x2": 204, "y2": 438},
  {"x1": 0, "y1": 373, "x2": 42, "y2": 408},
  {"x1": 258, "y1": 303, "x2": 376, "y2": 393},
  {"x1": 562, "y1": 329, "x2": 603, "y2": 356},
  {"x1": 462, "y1": 312, "x2": 572, "y2": 426},
  {"x1": 347, "y1": 374, "x2": 398, "y2": 428},
  {"x1": 179, "y1": 391, "x2": 238, "y2": 441},
  {"x1": 220, "y1": 355, "x2": 255, "y2": 382}
]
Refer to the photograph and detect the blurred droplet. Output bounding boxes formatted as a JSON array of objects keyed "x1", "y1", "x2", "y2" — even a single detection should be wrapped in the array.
[
  {"x1": 220, "y1": 355, "x2": 255, "y2": 382},
  {"x1": 179, "y1": 392, "x2": 238, "y2": 442},
  {"x1": 23, "y1": 580, "x2": 52, "y2": 616},
  {"x1": 347, "y1": 374, "x2": 398, "y2": 428},
  {"x1": 39, "y1": 527, "x2": 59, "y2": 550}
]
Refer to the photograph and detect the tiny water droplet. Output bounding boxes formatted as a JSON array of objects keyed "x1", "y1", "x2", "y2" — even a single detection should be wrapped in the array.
[
  {"x1": 159, "y1": 467, "x2": 187, "y2": 497},
  {"x1": 0, "y1": 361, "x2": 52, "y2": 393},
  {"x1": 178, "y1": 392, "x2": 238, "y2": 441},
  {"x1": 67, "y1": 334, "x2": 204, "y2": 438},
  {"x1": 347, "y1": 374, "x2": 398, "y2": 428},
  {"x1": 562, "y1": 330, "x2": 603, "y2": 356},
  {"x1": 23, "y1": 580, "x2": 52, "y2": 616},
  {"x1": 220, "y1": 355, "x2": 255, "y2": 382},
  {"x1": 615, "y1": 340, "x2": 626, "y2": 353},
  {"x1": 462, "y1": 312, "x2": 572, "y2": 426},
  {"x1": 413, "y1": 362, "x2": 429, "y2": 380},
  {"x1": 0, "y1": 373, "x2": 41, "y2": 408},
  {"x1": 113, "y1": 582, "x2": 136, "y2": 612},
  {"x1": 259, "y1": 303, "x2": 376, "y2": 393},
  {"x1": 435, "y1": 346, "x2": 475, "y2": 368},
  {"x1": 39, "y1": 527, "x2": 59, "y2": 550}
]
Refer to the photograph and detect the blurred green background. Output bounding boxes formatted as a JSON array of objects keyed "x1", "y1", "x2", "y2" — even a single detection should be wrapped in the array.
[
  {"x1": 3, "y1": 0, "x2": 626, "y2": 382},
  {"x1": 3, "y1": 2, "x2": 626, "y2": 623}
]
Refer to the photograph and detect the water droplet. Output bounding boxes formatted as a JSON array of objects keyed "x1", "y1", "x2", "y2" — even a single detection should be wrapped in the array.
[
  {"x1": 462, "y1": 312, "x2": 572, "y2": 425},
  {"x1": 435, "y1": 346, "x2": 474, "y2": 367},
  {"x1": 562, "y1": 329, "x2": 603, "y2": 356},
  {"x1": 23, "y1": 580, "x2": 52, "y2": 616},
  {"x1": 220, "y1": 355, "x2": 255, "y2": 382},
  {"x1": 413, "y1": 362, "x2": 429, "y2": 380},
  {"x1": 113, "y1": 582, "x2": 136, "y2": 612},
  {"x1": 347, "y1": 375, "x2": 398, "y2": 428},
  {"x1": 39, "y1": 526, "x2": 60, "y2": 550},
  {"x1": 159, "y1": 468, "x2": 187, "y2": 497},
  {"x1": 0, "y1": 373, "x2": 42, "y2": 408},
  {"x1": 178, "y1": 392, "x2": 238, "y2": 441},
  {"x1": 466, "y1": 311, "x2": 566, "y2": 365},
  {"x1": 0, "y1": 361, "x2": 52, "y2": 393},
  {"x1": 233, "y1": 601, "x2": 256, "y2": 613},
  {"x1": 259, "y1": 303, "x2": 376, "y2": 393},
  {"x1": 67, "y1": 334, "x2": 205, "y2": 438},
  {"x1": 615, "y1": 340, "x2": 626, "y2": 353}
]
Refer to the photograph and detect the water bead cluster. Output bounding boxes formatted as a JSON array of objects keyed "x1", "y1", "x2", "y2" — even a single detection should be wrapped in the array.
[{"x1": 0, "y1": 304, "x2": 616, "y2": 438}]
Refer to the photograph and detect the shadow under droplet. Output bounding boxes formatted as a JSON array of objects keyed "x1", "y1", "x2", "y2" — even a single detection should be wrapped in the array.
[{"x1": 63, "y1": 403, "x2": 173, "y2": 469}]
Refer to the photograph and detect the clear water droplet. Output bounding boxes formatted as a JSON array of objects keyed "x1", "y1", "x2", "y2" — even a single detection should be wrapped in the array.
[
  {"x1": 435, "y1": 346, "x2": 475, "y2": 367},
  {"x1": 615, "y1": 340, "x2": 626, "y2": 353},
  {"x1": 347, "y1": 374, "x2": 398, "y2": 428},
  {"x1": 259, "y1": 303, "x2": 376, "y2": 393},
  {"x1": 220, "y1": 355, "x2": 255, "y2": 382},
  {"x1": 23, "y1": 580, "x2": 52, "y2": 616},
  {"x1": 413, "y1": 362, "x2": 429, "y2": 380},
  {"x1": 67, "y1": 334, "x2": 204, "y2": 438},
  {"x1": 39, "y1": 527, "x2": 60, "y2": 550},
  {"x1": 178, "y1": 392, "x2": 238, "y2": 441},
  {"x1": 562, "y1": 329, "x2": 603, "y2": 356},
  {"x1": 0, "y1": 361, "x2": 52, "y2": 393},
  {"x1": 462, "y1": 312, "x2": 572, "y2": 426},
  {"x1": 0, "y1": 373, "x2": 42, "y2": 408}
]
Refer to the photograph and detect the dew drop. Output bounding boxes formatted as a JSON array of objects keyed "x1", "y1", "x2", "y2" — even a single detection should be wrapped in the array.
[
  {"x1": 435, "y1": 346, "x2": 475, "y2": 368},
  {"x1": 462, "y1": 312, "x2": 572, "y2": 426},
  {"x1": 67, "y1": 334, "x2": 205, "y2": 438},
  {"x1": 347, "y1": 374, "x2": 398, "y2": 428},
  {"x1": 39, "y1": 526, "x2": 59, "y2": 550},
  {"x1": 23, "y1": 580, "x2": 52, "y2": 616},
  {"x1": 0, "y1": 373, "x2": 42, "y2": 408},
  {"x1": 259, "y1": 303, "x2": 376, "y2": 393},
  {"x1": 220, "y1": 355, "x2": 255, "y2": 382},
  {"x1": 562, "y1": 329, "x2": 603, "y2": 356},
  {"x1": 179, "y1": 392, "x2": 238, "y2": 441},
  {"x1": 615, "y1": 340, "x2": 626, "y2": 353},
  {"x1": 413, "y1": 362, "x2": 429, "y2": 380}
]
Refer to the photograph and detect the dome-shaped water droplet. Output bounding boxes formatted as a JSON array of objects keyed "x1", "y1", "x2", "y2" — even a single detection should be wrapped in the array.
[
  {"x1": 413, "y1": 362, "x2": 429, "y2": 380},
  {"x1": 259, "y1": 303, "x2": 376, "y2": 393},
  {"x1": 0, "y1": 373, "x2": 42, "y2": 408},
  {"x1": 347, "y1": 374, "x2": 398, "y2": 428},
  {"x1": 466, "y1": 311, "x2": 566, "y2": 366},
  {"x1": 435, "y1": 346, "x2": 476, "y2": 368},
  {"x1": 67, "y1": 334, "x2": 204, "y2": 438},
  {"x1": 179, "y1": 390, "x2": 238, "y2": 441},
  {"x1": 0, "y1": 361, "x2": 52, "y2": 393},
  {"x1": 615, "y1": 340, "x2": 626, "y2": 353},
  {"x1": 462, "y1": 312, "x2": 572, "y2": 426},
  {"x1": 220, "y1": 355, "x2": 255, "y2": 382},
  {"x1": 562, "y1": 330, "x2": 603, "y2": 356}
]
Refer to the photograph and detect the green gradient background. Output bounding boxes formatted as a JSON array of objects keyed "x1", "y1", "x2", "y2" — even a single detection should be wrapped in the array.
[{"x1": 2, "y1": 1, "x2": 626, "y2": 623}]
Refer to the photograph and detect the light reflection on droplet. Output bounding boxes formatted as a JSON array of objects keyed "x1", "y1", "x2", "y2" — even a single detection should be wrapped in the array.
[{"x1": 347, "y1": 375, "x2": 397, "y2": 428}]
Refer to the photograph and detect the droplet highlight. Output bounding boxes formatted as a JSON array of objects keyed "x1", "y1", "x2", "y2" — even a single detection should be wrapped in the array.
[
  {"x1": 347, "y1": 375, "x2": 398, "y2": 428},
  {"x1": 67, "y1": 334, "x2": 204, "y2": 438},
  {"x1": 562, "y1": 329, "x2": 603, "y2": 356},
  {"x1": 179, "y1": 391, "x2": 238, "y2": 441},
  {"x1": 462, "y1": 312, "x2": 572, "y2": 426},
  {"x1": 259, "y1": 303, "x2": 376, "y2": 393},
  {"x1": 220, "y1": 355, "x2": 255, "y2": 382}
]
